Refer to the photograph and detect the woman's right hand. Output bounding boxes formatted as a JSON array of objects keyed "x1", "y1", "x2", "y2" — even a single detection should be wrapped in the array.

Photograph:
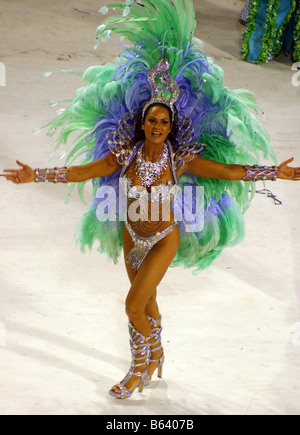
[{"x1": 2, "y1": 160, "x2": 35, "y2": 184}]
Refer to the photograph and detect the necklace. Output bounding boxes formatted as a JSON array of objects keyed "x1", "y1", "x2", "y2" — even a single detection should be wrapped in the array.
[{"x1": 135, "y1": 142, "x2": 169, "y2": 187}]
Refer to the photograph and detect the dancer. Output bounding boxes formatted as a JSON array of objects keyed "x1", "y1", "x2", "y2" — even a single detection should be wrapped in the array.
[
  {"x1": 241, "y1": 0, "x2": 300, "y2": 63},
  {"x1": 2, "y1": 1, "x2": 300, "y2": 399}
]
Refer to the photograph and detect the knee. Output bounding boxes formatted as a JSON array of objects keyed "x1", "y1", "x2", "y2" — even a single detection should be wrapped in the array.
[
  {"x1": 125, "y1": 294, "x2": 144, "y2": 322},
  {"x1": 145, "y1": 292, "x2": 156, "y2": 311}
]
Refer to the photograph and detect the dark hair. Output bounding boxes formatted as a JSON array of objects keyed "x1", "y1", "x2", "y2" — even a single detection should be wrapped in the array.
[{"x1": 133, "y1": 103, "x2": 179, "y2": 144}]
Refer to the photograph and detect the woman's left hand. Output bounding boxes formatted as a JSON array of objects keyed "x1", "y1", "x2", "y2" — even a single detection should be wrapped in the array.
[{"x1": 277, "y1": 158, "x2": 300, "y2": 180}]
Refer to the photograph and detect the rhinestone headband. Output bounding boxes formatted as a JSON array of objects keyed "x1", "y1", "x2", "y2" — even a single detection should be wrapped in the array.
[{"x1": 142, "y1": 58, "x2": 180, "y2": 122}]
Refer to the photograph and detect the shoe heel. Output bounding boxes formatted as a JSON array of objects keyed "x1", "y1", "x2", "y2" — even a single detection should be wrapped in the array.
[
  {"x1": 157, "y1": 364, "x2": 163, "y2": 378},
  {"x1": 138, "y1": 381, "x2": 145, "y2": 393}
]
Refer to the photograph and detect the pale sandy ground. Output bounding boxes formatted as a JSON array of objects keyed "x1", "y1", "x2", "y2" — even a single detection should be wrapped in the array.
[{"x1": 0, "y1": 0, "x2": 299, "y2": 415}]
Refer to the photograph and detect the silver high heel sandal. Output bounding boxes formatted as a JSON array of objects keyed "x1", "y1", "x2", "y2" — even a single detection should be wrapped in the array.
[
  {"x1": 145, "y1": 315, "x2": 164, "y2": 386},
  {"x1": 109, "y1": 322, "x2": 150, "y2": 399}
]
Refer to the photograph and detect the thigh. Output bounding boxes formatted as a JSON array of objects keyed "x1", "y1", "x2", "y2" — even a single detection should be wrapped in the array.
[
  {"x1": 126, "y1": 226, "x2": 180, "y2": 310},
  {"x1": 123, "y1": 225, "x2": 159, "y2": 317},
  {"x1": 122, "y1": 224, "x2": 138, "y2": 285}
]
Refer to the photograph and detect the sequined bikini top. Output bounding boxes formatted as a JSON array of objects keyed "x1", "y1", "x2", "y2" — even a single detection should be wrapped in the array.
[
  {"x1": 119, "y1": 141, "x2": 179, "y2": 204},
  {"x1": 120, "y1": 178, "x2": 179, "y2": 204}
]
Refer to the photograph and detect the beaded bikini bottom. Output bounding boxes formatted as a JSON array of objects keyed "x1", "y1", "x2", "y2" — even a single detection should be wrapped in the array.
[{"x1": 125, "y1": 221, "x2": 177, "y2": 271}]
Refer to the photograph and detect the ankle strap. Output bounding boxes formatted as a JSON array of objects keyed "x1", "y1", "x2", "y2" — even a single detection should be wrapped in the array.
[
  {"x1": 147, "y1": 315, "x2": 162, "y2": 327},
  {"x1": 128, "y1": 322, "x2": 150, "y2": 368},
  {"x1": 147, "y1": 315, "x2": 163, "y2": 349}
]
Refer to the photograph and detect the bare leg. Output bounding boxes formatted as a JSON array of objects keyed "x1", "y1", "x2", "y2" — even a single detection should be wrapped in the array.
[
  {"x1": 124, "y1": 235, "x2": 162, "y2": 385},
  {"x1": 122, "y1": 228, "x2": 160, "y2": 321},
  {"x1": 125, "y1": 262, "x2": 162, "y2": 383},
  {"x1": 145, "y1": 289, "x2": 160, "y2": 321},
  {"x1": 111, "y1": 224, "x2": 179, "y2": 395}
]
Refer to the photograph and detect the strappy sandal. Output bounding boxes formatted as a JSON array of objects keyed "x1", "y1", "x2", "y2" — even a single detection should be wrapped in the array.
[{"x1": 109, "y1": 322, "x2": 150, "y2": 399}]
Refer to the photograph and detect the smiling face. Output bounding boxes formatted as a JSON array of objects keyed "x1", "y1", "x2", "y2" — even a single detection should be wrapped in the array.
[{"x1": 141, "y1": 104, "x2": 172, "y2": 146}]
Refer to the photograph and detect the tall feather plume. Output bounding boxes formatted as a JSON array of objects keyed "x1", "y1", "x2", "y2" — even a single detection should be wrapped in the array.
[{"x1": 38, "y1": 0, "x2": 276, "y2": 272}]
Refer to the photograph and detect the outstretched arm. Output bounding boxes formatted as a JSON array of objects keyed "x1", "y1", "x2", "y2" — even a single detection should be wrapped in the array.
[
  {"x1": 183, "y1": 155, "x2": 300, "y2": 181},
  {"x1": 1, "y1": 153, "x2": 121, "y2": 184}
]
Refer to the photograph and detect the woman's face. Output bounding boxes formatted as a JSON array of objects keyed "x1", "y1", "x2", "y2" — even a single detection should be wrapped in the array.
[{"x1": 142, "y1": 105, "x2": 172, "y2": 146}]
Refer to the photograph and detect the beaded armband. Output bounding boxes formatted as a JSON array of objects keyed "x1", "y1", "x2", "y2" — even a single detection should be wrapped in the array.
[
  {"x1": 242, "y1": 165, "x2": 278, "y2": 181},
  {"x1": 34, "y1": 167, "x2": 69, "y2": 183}
]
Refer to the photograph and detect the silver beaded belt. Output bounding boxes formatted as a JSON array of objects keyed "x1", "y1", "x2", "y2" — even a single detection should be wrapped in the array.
[{"x1": 125, "y1": 221, "x2": 177, "y2": 271}]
